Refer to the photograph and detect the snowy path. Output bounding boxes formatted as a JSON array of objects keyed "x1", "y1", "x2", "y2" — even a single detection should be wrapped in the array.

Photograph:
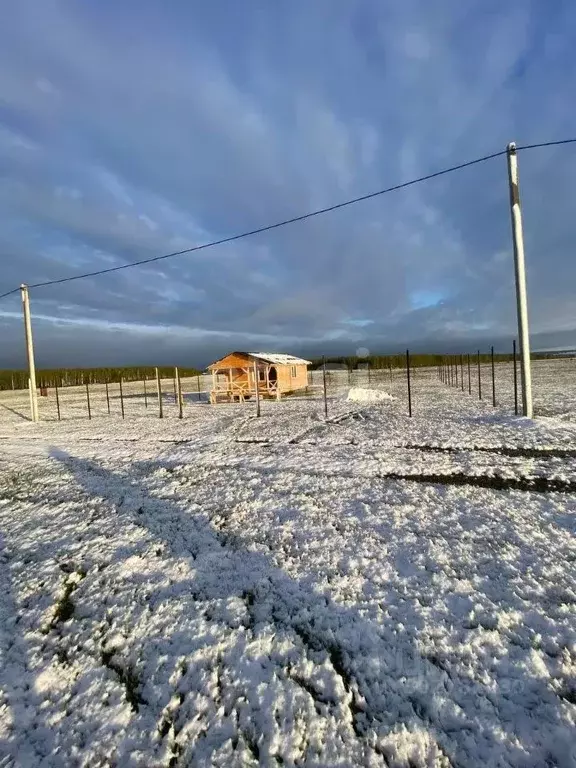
[{"x1": 1, "y1": 385, "x2": 576, "y2": 766}]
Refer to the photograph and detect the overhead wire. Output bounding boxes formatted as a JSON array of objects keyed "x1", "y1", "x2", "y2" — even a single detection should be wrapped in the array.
[{"x1": 0, "y1": 138, "x2": 574, "y2": 299}]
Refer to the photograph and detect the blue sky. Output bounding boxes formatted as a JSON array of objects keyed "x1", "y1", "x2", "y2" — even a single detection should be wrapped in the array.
[{"x1": 0, "y1": 0, "x2": 575, "y2": 367}]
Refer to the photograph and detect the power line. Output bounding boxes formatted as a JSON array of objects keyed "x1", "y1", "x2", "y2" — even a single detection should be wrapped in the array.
[
  {"x1": 0, "y1": 287, "x2": 20, "y2": 301},
  {"x1": 6, "y1": 148, "x2": 509, "y2": 296},
  {"x1": 0, "y1": 137, "x2": 575, "y2": 299},
  {"x1": 515, "y1": 138, "x2": 576, "y2": 151}
]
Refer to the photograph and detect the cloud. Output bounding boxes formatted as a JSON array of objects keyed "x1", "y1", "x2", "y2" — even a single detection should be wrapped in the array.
[{"x1": 0, "y1": 0, "x2": 575, "y2": 367}]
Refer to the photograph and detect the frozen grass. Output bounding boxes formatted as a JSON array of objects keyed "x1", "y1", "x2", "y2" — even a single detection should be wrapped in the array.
[{"x1": 0, "y1": 361, "x2": 575, "y2": 766}]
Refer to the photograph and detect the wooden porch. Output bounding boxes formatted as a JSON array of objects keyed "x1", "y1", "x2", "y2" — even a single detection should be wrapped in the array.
[{"x1": 209, "y1": 364, "x2": 280, "y2": 404}]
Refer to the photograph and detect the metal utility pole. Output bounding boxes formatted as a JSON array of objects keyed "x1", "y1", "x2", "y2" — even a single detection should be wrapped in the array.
[
  {"x1": 20, "y1": 284, "x2": 39, "y2": 422},
  {"x1": 507, "y1": 142, "x2": 533, "y2": 418}
]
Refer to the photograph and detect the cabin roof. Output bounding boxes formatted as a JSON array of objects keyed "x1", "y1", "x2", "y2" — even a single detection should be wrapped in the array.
[
  {"x1": 249, "y1": 352, "x2": 312, "y2": 366},
  {"x1": 208, "y1": 351, "x2": 311, "y2": 369}
]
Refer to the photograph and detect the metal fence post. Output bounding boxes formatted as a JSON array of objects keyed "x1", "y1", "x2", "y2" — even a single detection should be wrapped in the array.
[
  {"x1": 156, "y1": 368, "x2": 163, "y2": 419},
  {"x1": 254, "y1": 361, "x2": 261, "y2": 417},
  {"x1": 119, "y1": 377, "x2": 125, "y2": 419},
  {"x1": 477, "y1": 350, "x2": 482, "y2": 400},
  {"x1": 513, "y1": 340, "x2": 518, "y2": 415},
  {"x1": 55, "y1": 380, "x2": 61, "y2": 421},
  {"x1": 85, "y1": 383, "x2": 92, "y2": 420},
  {"x1": 322, "y1": 356, "x2": 328, "y2": 419},
  {"x1": 491, "y1": 346, "x2": 496, "y2": 407},
  {"x1": 175, "y1": 367, "x2": 183, "y2": 419},
  {"x1": 406, "y1": 349, "x2": 412, "y2": 417}
]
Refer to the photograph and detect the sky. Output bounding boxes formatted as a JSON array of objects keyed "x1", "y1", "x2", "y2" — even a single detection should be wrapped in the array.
[{"x1": 0, "y1": 0, "x2": 575, "y2": 369}]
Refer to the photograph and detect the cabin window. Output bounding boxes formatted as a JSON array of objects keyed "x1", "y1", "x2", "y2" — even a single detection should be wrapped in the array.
[
  {"x1": 258, "y1": 369, "x2": 266, "y2": 381},
  {"x1": 291, "y1": 365, "x2": 297, "y2": 377}
]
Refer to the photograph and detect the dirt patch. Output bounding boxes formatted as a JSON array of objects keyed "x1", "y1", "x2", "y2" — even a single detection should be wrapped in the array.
[{"x1": 402, "y1": 444, "x2": 576, "y2": 459}]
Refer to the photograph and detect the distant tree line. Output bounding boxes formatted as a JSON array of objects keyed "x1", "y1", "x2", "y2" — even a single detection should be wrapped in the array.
[
  {"x1": 311, "y1": 351, "x2": 556, "y2": 370},
  {"x1": 0, "y1": 366, "x2": 202, "y2": 392}
]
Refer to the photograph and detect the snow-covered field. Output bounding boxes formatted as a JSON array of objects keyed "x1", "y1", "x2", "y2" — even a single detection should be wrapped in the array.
[{"x1": 1, "y1": 362, "x2": 576, "y2": 766}]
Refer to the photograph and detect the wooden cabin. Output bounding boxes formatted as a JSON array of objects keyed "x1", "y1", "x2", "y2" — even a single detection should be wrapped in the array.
[{"x1": 208, "y1": 352, "x2": 311, "y2": 403}]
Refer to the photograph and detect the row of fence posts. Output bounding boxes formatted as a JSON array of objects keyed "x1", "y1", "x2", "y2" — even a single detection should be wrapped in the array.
[
  {"x1": 45, "y1": 367, "x2": 203, "y2": 421},
  {"x1": 437, "y1": 342, "x2": 519, "y2": 415},
  {"x1": 38, "y1": 346, "x2": 522, "y2": 423}
]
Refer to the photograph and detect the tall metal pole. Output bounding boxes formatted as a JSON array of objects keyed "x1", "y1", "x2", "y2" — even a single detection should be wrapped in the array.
[
  {"x1": 507, "y1": 142, "x2": 533, "y2": 418},
  {"x1": 20, "y1": 284, "x2": 39, "y2": 422}
]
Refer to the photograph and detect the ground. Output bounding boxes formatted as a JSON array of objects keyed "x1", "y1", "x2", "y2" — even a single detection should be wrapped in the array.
[{"x1": 0, "y1": 362, "x2": 575, "y2": 767}]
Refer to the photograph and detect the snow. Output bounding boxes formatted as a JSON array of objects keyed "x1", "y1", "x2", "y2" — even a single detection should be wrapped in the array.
[
  {"x1": 347, "y1": 386, "x2": 395, "y2": 402},
  {"x1": 0, "y1": 364, "x2": 575, "y2": 766},
  {"x1": 249, "y1": 353, "x2": 313, "y2": 366}
]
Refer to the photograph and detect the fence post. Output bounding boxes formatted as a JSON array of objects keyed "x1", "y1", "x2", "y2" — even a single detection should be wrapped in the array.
[
  {"x1": 143, "y1": 377, "x2": 148, "y2": 409},
  {"x1": 173, "y1": 373, "x2": 177, "y2": 403},
  {"x1": 105, "y1": 379, "x2": 111, "y2": 415},
  {"x1": 156, "y1": 367, "x2": 163, "y2": 419},
  {"x1": 406, "y1": 349, "x2": 412, "y2": 417},
  {"x1": 119, "y1": 377, "x2": 125, "y2": 419},
  {"x1": 455, "y1": 355, "x2": 458, "y2": 388},
  {"x1": 175, "y1": 367, "x2": 183, "y2": 419},
  {"x1": 460, "y1": 354, "x2": 464, "y2": 392},
  {"x1": 197, "y1": 375, "x2": 201, "y2": 399},
  {"x1": 55, "y1": 380, "x2": 61, "y2": 421},
  {"x1": 467, "y1": 354, "x2": 471, "y2": 395},
  {"x1": 477, "y1": 350, "x2": 482, "y2": 400},
  {"x1": 322, "y1": 356, "x2": 328, "y2": 419},
  {"x1": 254, "y1": 361, "x2": 261, "y2": 417},
  {"x1": 513, "y1": 340, "x2": 518, "y2": 415},
  {"x1": 85, "y1": 382, "x2": 92, "y2": 420},
  {"x1": 491, "y1": 346, "x2": 496, "y2": 407}
]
